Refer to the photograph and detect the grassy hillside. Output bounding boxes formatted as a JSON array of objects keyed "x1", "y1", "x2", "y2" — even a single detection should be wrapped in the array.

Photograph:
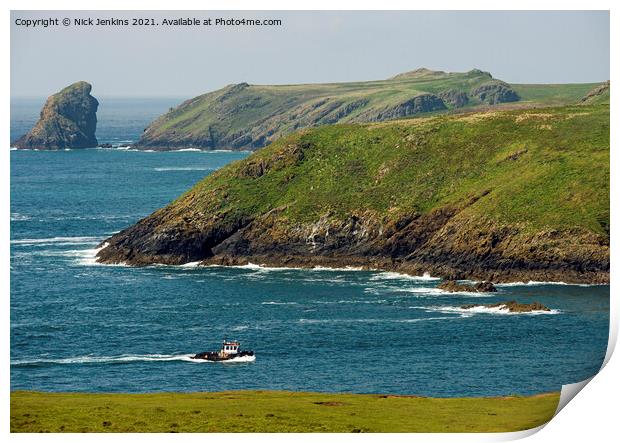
[
  {"x1": 198, "y1": 104, "x2": 608, "y2": 231},
  {"x1": 98, "y1": 102, "x2": 609, "y2": 283},
  {"x1": 11, "y1": 390, "x2": 560, "y2": 433},
  {"x1": 136, "y1": 68, "x2": 599, "y2": 150}
]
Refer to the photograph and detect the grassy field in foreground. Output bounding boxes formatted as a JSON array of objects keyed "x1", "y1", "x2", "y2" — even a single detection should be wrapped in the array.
[{"x1": 11, "y1": 390, "x2": 560, "y2": 433}]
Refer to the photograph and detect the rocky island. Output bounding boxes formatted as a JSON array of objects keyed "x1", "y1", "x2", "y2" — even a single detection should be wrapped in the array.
[
  {"x1": 12, "y1": 81, "x2": 98, "y2": 150},
  {"x1": 96, "y1": 97, "x2": 610, "y2": 284}
]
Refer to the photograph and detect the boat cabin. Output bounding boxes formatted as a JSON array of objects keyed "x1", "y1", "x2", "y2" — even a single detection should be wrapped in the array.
[{"x1": 221, "y1": 341, "x2": 240, "y2": 355}]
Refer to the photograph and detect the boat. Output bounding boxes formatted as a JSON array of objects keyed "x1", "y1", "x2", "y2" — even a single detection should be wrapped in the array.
[{"x1": 191, "y1": 340, "x2": 255, "y2": 362}]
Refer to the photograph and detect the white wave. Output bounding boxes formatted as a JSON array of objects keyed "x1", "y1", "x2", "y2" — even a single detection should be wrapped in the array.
[
  {"x1": 229, "y1": 262, "x2": 303, "y2": 272},
  {"x1": 495, "y1": 281, "x2": 605, "y2": 288},
  {"x1": 11, "y1": 353, "x2": 198, "y2": 366},
  {"x1": 261, "y1": 301, "x2": 299, "y2": 305},
  {"x1": 298, "y1": 316, "x2": 454, "y2": 324},
  {"x1": 10, "y1": 213, "x2": 31, "y2": 221},
  {"x1": 236, "y1": 262, "x2": 265, "y2": 270},
  {"x1": 422, "y1": 305, "x2": 561, "y2": 316},
  {"x1": 11, "y1": 236, "x2": 101, "y2": 245},
  {"x1": 76, "y1": 243, "x2": 108, "y2": 266},
  {"x1": 369, "y1": 271, "x2": 440, "y2": 282},
  {"x1": 311, "y1": 299, "x2": 387, "y2": 305},
  {"x1": 180, "y1": 261, "x2": 202, "y2": 268},
  {"x1": 154, "y1": 167, "x2": 215, "y2": 171},
  {"x1": 311, "y1": 265, "x2": 366, "y2": 272},
  {"x1": 10, "y1": 147, "x2": 18, "y2": 151},
  {"x1": 175, "y1": 148, "x2": 202, "y2": 152}
]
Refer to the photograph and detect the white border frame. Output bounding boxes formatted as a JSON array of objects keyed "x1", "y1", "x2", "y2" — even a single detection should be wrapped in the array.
[{"x1": 2, "y1": 2, "x2": 616, "y2": 442}]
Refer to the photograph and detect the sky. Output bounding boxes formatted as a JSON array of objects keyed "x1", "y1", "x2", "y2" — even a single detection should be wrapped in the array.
[{"x1": 11, "y1": 10, "x2": 610, "y2": 98}]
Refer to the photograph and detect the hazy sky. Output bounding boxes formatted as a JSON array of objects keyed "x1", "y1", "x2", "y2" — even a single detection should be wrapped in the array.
[{"x1": 11, "y1": 10, "x2": 609, "y2": 98}]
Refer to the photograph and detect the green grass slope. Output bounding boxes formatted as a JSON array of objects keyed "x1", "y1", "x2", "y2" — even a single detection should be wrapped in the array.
[
  {"x1": 137, "y1": 69, "x2": 532, "y2": 149},
  {"x1": 11, "y1": 390, "x2": 560, "y2": 433},
  {"x1": 98, "y1": 102, "x2": 609, "y2": 283},
  {"x1": 136, "y1": 68, "x2": 600, "y2": 150}
]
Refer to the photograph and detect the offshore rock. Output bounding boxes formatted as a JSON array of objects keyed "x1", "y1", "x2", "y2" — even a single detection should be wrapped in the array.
[
  {"x1": 12, "y1": 81, "x2": 98, "y2": 150},
  {"x1": 437, "y1": 280, "x2": 497, "y2": 293},
  {"x1": 460, "y1": 301, "x2": 551, "y2": 313}
]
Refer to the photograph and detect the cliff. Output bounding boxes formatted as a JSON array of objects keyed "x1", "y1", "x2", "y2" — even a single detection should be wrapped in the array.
[
  {"x1": 96, "y1": 102, "x2": 609, "y2": 284},
  {"x1": 12, "y1": 81, "x2": 98, "y2": 150},
  {"x1": 134, "y1": 69, "x2": 525, "y2": 150}
]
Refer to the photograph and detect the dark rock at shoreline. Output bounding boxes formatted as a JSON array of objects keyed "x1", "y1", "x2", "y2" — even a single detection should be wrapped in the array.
[
  {"x1": 474, "y1": 281, "x2": 497, "y2": 292},
  {"x1": 437, "y1": 280, "x2": 497, "y2": 293},
  {"x1": 460, "y1": 300, "x2": 551, "y2": 313},
  {"x1": 12, "y1": 81, "x2": 99, "y2": 150},
  {"x1": 98, "y1": 143, "x2": 113, "y2": 149}
]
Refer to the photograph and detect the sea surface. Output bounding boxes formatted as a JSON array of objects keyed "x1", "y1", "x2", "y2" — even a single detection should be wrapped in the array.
[{"x1": 10, "y1": 98, "x2": 609, "y2": 396}]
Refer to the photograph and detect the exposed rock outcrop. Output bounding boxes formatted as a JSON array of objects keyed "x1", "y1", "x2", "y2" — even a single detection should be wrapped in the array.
[
  {"x1": 357, "y1": 94, "x2": 447, "y2": 122},
  {"x1": 438, "y1": 89, "x2": 469, "y2": 108},
  {"x1": 460, "y1": 301, "x2": 551, "y2": 313},
  {"x1": 12, "y1": 81, "x2": 98, "y2": 150},
  {"x1": 437, "y1": 280, "x2": 497, "y2": 293},
  {"x1": 580, "y1": 81, "x2": 610, "y2": 105},
  {"x1": 471, "y1": 81, "x2": 520, "y2": 105}
]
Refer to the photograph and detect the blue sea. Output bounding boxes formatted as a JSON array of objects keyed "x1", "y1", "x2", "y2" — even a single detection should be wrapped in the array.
[{"x1": 10, "y1": 98, "x2": 609, "y2": 396}]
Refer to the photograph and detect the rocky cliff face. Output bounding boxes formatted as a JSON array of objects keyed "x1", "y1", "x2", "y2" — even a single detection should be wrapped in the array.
[
  {"x1": 97, "y1": 104, "x2": 610, "y2": 284},
  {"x1": 134, "y1": 69, "x2": 524, "y2": 151},
  {"x1": 354, "y1": 94, "x2": 447, "y2": 122},
  {"x1": 471, "y1": 81, "x2": 520, "y2": 105},
  {"x1": 12, "y1": 81, "x2": 98, "y2": 150}
]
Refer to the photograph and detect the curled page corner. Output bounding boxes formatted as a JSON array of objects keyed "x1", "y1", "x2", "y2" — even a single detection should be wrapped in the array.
[
  {"x1": 552, "y1": 301, "x2": 618, "y2": 416},
  {"x1": 554, "y1": 376, "x2": 595, "y2": 416}
]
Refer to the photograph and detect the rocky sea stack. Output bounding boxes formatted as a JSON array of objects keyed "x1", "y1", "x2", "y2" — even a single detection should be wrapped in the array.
[{"x1": 12, "y1": 81, "x2": 98, "y2": 150}]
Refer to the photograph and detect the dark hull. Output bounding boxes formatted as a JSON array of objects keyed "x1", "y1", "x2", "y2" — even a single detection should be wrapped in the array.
[{"x1": 191, "y1": 350, "x2": 255, "y2": 361}]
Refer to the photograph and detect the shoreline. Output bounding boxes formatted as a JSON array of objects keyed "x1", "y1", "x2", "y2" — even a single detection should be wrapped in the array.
[
  {"x1": 11, "y1": 389, "x2": 561, "y2": 433},
  {"x1": 99, "y1": 251, "x2": 609, "y2": 285}
]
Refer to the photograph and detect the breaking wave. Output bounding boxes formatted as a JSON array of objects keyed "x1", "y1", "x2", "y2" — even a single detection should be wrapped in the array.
[
  {"x1": 369, "y1": 271, "x2": 439, "y2": 282},
  {"x1": 421, "y1": 305, "x2": 561, "y2": 316},
  {"x1": 261, "y1": 301, "x2": 299, "y2": 305},
  {"x1": 311, "y1": 265, "x2": 365, "y2": 271},
  {"x1": 11, "y1": 236, "x2": 101, "y2": 246},
  {"x1": 10, "y1": 212, "x2": 31, "y2": 221},
  {"x1": 298, "y1": 316, "x2": 454, "y2": 324},
  {"x1": 495, "y1": 281, "x2": 606, "y2": 288}
]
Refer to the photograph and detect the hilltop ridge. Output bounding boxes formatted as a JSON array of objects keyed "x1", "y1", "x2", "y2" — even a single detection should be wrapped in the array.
[{"x1": 134, "y1": 69, "x2": 528, "y2": 150}]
